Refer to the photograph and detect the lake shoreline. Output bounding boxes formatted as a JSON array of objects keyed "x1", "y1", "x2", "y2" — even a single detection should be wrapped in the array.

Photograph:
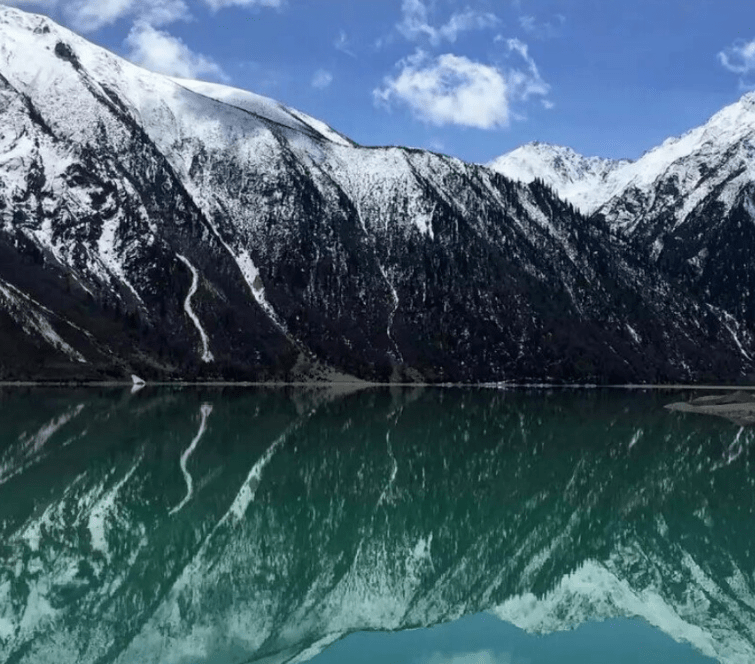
[{"x1": 1, "y1": 381, "x2": 754, "y2": 389}]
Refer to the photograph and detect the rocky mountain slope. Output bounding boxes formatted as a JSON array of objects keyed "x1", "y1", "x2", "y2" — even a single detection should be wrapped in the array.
[{"x1": 0, "y1": 5, "x2": 753, "y2": 383}]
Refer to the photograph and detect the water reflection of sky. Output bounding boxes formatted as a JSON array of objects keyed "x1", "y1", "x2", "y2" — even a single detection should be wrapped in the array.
[{"x1": 309, "y1": 613, "x2": 716, "y2": 664}]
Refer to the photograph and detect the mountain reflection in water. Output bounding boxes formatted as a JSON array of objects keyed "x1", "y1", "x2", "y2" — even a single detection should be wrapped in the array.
[{"x1": 0, "y1": 386, "x2": 752, "y2": 664}]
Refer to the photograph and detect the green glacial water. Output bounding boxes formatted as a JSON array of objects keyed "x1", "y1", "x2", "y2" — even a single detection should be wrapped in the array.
[{"x1": 0, "y1": 386, "x2": 751, "y2": 663}]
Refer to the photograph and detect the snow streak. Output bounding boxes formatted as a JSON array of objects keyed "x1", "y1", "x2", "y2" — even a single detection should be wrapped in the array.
[
  {"x1": 97, "y1": 216, "x2": 144, "y2": 305},
  {"x1": 231, "y1": 248, "x2": 289, "y2": 335},
  {"x1": 0, "y1": 278, "x2": 86, "y2": 363},
  {"x1": 712, "y1": 306, "x2": 753, "y2": 362},
  {"x1": 176, "y1": 254, "x2": 214, "y2": 363}
]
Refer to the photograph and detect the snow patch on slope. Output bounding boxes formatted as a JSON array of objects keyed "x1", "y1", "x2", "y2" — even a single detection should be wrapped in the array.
[
  {"x1": 97, "y1": 216, "x2": 144, "y2": 304},
  {"x1": 324, "y1": 145, "x2": 437, "y2": 238},
  {"x1": 233, "y1": 248, "x2": 289, "y2": 335}
]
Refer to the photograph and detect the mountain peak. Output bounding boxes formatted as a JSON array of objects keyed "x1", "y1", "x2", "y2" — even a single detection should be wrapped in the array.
[
  {"x1": 0, "y1": 3, "x2": 59, "y2": 39},
  {"x1": 489, "y1": 90, "x2": 755, "y2": 218},
  {"x1": 0, "y1": 3, "x2": 351, "y2": 148},
  {"x1": 487, "y1": 142, "x2": 628, "y2": 213}
]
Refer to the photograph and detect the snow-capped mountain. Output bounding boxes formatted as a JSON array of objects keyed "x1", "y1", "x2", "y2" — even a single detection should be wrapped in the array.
[
  {"x1": 489, "y1": 95, "x2": 755, "y2": 224},
  {"x1": 490, "y1": 93, "x2": 755, "y2": 342},
  {"x1": 0, "y1": 4, "x2": 754, "y2": 383},
  {"x1": 487, "y1": 142, "x2": 630, "y2": 214}
]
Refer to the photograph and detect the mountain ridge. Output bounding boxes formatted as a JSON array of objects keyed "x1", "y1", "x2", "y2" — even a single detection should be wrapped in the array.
[
  {"x1": 489, "y1": 91, "x2": 755, "y2": 224},
  {"x1": 1, "y1": 5, "x2": 754, "y2": 383}
]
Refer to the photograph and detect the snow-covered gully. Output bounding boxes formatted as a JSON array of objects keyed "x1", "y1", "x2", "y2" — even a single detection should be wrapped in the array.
[
  {"x1": 176, "y1": 254, "x2": 214, "y2": 363},
  {"x1": 378, "y1": 264, "x2": 403, "y2": 363}
]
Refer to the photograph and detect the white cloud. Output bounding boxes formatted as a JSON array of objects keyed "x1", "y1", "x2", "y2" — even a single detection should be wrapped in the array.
[
  {"x1": 718, "y1": 38, "x2": 755, "y2": 75},
  {"x1": 125, "y1": 22, "x2": 228, "y2": 81},
  {"x1": 66, "y1": 0, "x2": 136, "y2": 31},
  {"x1": 42, "y1": 0, "x2": 191, "y2": 32},
  {"x1": 398, "y1": 0, "x2": 499, "y2": 45},
  {"x1": 202, "y1": 0, "x2": 283, "y2": 10},
  {"x1": 2, "y1": 0, "x2": 57, "y2": 6},
  {"x1": 423, "y1": 650, "x2": 512, "y2": 664},
  {"x1": 375, "y1": 38, "x2": 550, "y2": 129},
  {"x1": 139, "y1": 0, "x2": 190, "y2": 26},
  {"x1": 374, "y1": 50, "x2": 511, "y2": 129},
  {"x1": 42, "y1": 0, "x2": 281, "y2": 32},
  {"x1": 311, "y1": 68, "x2": 333, "y2": 89}
]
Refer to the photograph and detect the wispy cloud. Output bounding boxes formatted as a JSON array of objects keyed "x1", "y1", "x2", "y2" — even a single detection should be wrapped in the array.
[
  {"x1": 203, "y1": 0, "x2": 283, "y2": 10},
  {"x1": 334, "y1": 29, "x2": 355, "y2": 57},
  {"x1": 719, "y1": 38, "x2": 755, "y2": 74},
  {"x1": 3, "y1": 0, "x2": 58, "y2": 6},
  {"x1": 374, "y1": 50, "x2": 511, "y2": 129},
  {"x1": 37, "y1": 0, "x2": 193, "y2": 33},
  {"x1": 125, "y1": 21, "x2": 228, "y2": 81},
  {"x1": 718, "y1": 38, "x2": 755, "y2": 89},
  {"x1": 519, "y1": 13, "x2": 565, "y2": 39},
  {"x1": 311, "y1": 68, "x2": 333, "y2": 89},
  {"x1": 422, "y1": 650, "x2": 513, "y2": 664},
  {"x1": 429, "y1": 138, "x2": 445, "y2": 152},
  {"x1": 506, "y1": 38, "x2": 550, "y2": 101},
  {"x1": 26, "y1": 0, "x2": 284, "y2": 84},
  {"x1": 398, "y1": 0, "x2": 499, "y2": 46},
  {"x1": 15, "y1": 0, "x2": 282, "y2": 36}
]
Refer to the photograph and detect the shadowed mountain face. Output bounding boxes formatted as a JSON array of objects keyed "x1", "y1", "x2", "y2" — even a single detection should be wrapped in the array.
[
  {"x1": 0, "y1": 5, "x2": 754, "y2": 383},
  {"x1": 0, "y1": 387, "x2": 754, "y2": 663}
]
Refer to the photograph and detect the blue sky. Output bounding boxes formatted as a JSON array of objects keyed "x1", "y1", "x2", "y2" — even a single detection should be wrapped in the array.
[{"x1": 7, "y1": 0, "x2": 755, "y2": 163}]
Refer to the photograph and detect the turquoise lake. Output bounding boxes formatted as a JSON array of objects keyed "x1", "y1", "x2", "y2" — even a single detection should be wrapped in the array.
[{"x1": 0, "y1": 386, "x2": 751, "y2": 663}]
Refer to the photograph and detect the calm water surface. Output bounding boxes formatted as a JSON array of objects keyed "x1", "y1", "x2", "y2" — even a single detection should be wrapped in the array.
[{"x1": 0, "y1": 386, "x2": 751, "y2": 663}]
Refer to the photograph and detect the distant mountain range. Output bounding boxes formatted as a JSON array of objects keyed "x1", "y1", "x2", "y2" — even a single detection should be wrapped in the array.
[{"x1": 1, "y1": 5, "x2": 755, "y2": 383}]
